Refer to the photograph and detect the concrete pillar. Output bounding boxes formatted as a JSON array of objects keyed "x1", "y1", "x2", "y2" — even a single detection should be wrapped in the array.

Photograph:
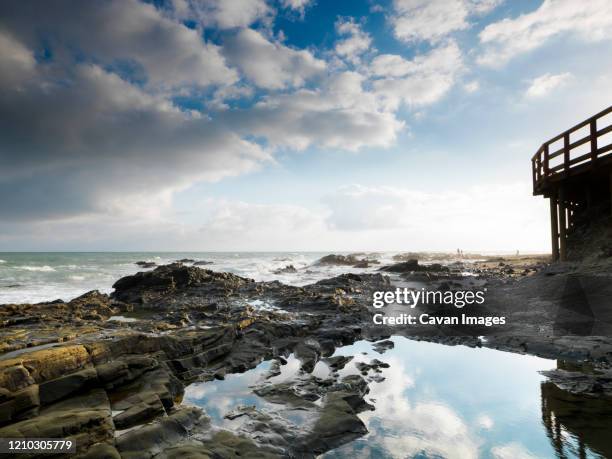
[
  {"x1": 550, "y1": 193, "x2": 559, "y2": 261},
  {"x1": 559, "y1": 186, "x2": 567, "y2": 261}
]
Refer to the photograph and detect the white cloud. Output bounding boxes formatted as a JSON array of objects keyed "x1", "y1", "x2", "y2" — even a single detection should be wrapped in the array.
[
  {"x1": 392, "y1": 0, "x2": 470, "y2": 43},
  {"x1": 222, "y1": 28, "x2": 326, "y2": 89},
  {"x1": 210, "y1": 84, "x2": 254, "y2": 110},
  {"x1": 1, "y1": 0, "x2": 237, "y2": 89},
  {"x1": 171, "y1": 0, "x2": 272, "y2": 29},
  {"x1": 355, "y1": 356, "x2": 480, "y2": 459},
  {"x1": 322, "y1": 182, "x2": 548, "y2": 251},
  {"x1": 464, "y1": 80, "x2": 480, "y2": 93},
  {"x1": 391, "y1": 0, "x2": 502, "y2": 43},
  {"x1": 0, "y1": 52, "x2": 271, "y2": 220},
  {"x1": 468, "y1": 0, "x2": 504, "y2": 15},
  {"x1": 478, "y1": 0, "x2": 612, "y2": 66},
  {"x1": 476, "y1": 414, "x2": 494, "y2": 429},
  {"x1": 0, "y1": 30, "x2": 35, "y2": 85},
  {"x1": 280, "y1": 0, "x2": 313, "y2": 15},
  {"x1": 491, "y1": 443, "x2": 538, "y2": 459},
  {"x1": 234, "y1": 71, "x2": 405, "y2": 151},
  {"x1": 334, "y1": 18, "x2": 373, "y2": 65},
  {"x1": 371, "y1": 41, "x2": 464, "y2": 110},
  {"x1": 525, "y1": 72, "x2": 572, "y2": 98},
  {"x1": 199, "y1": 200, "x2": 327, "y2": 250}
]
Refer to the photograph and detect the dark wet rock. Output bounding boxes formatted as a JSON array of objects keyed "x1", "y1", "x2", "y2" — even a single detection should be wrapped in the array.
[
  {"x1": 541, "y1": 368, "x2": 612, "y2": 397},
  {"x1": 176, "y1": 258, "x2": 196, "y2": 263},
  {"x1": 136, "y1": 261, "x2": 157, "y2": 268},
  {"x1": 368, "y1": 374, "x2": 386, "y2": 383},
  {"x1": 0, "y1": 389, "x2": 114, "y2": 455},
  {"x1": 315, "y1": 254, "x2": 376, "y2": 268},
  {"x1": 77, "y1": 442, "x2": 121, "y2": 459},
  {"x1": 355, "y1": 359, "x2": 390, "y2": 376},
  {"x1": 113, "y1": 395, "x2": 166, "y2": 430},
  {"x1": 112, "y1": 264, "x2": 251, "y2": 306},
  {"x1": 116, "y1": 407, "x2": 206, "y2": 458},
  {"x1": 379, "y1": 259, "x2": 449, "y2": 273},
  {"x1": 193, "y1": 260, "x2": 213, "y2": 266},
  {"x1": 316, "y1": 254, "x2": 360, "y2": 266},
  {"x1": 237, "y1": 372, "x2": 371, "y2": 457},
  {"x1": 2, "y1": 258, "x2": 612, "y2": 457},
  {"x1": 266, "y1": 359, "x2": 283, "y2": 379},
  {"x1": 273, "y1": 264, "x2": 298, "y2": 274},
  {"x1": 301, "y1": 390, "x2": 368, "y2": 455},
  {"x1": 0, "y1": 291, "x2": 117, "y2": 336},
  {"x1": 314, "y1": 272, "x2": 390, "y2": 292},
  {"x1": 39, "y1": 367, "x2": 98, "y2": 405},
  {"x1": 294, "y1": 340, "x2": 321, "y2": 373},
  {"x1": 352, "y1": 260, "x2": 370, "y2": 268},
  {"x1": 372, "y1": 339, "x2": 394, "y2": 354},
  {"x1": 254, "y1": 381, "x2": 320, "y2": 407},
  {"x1": 0, "y1": 384, "x2": 39, "y2": 424},
  {"x1": 324, "y1": 355, "x2": 353, "y2": 371},
  {"x1": 170, "y1": 430, "x2": 282, "y2": 458}
]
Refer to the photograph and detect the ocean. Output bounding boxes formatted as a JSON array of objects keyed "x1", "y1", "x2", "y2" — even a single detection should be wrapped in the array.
[{"x1": 0, "y1": 252, "x2": 395, "y2": 304}]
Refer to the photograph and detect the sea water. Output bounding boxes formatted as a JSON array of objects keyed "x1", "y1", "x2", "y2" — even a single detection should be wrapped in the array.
[{"x1": 0, "y1": 252, "x2": 390, "y2": 304}]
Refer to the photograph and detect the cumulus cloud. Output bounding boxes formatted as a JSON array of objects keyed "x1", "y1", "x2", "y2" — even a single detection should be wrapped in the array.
[
  {"x1": 370, "y1": 41, "x2": 464, "y2": 110},
  {"x1": 222, "y1": 28, "x2": 326, "y2": 90},
  {"x1": 390, "y1": 0, "x2": 502, "y2": 43},
  {"x1": 171, "y1": 0, "x2": 273, "y2": 29},
  {"x1": 0, "y1": 1, "x2": 401, "y2": 226},
  {"x1": 231, "y1": 71, "x2": 405, "y2": 151},
  {"x1": 334, "y1": 18, "x2": 373, "y2": 65},
  {"x1": 0, "y1": 30, "x2": 36, "y2": 85},
  {"x1": 525, "y1": 72, "x2": 572, "y2": 98},
  {"x1": 0, "y1": 51, "x2": 269, "y2": 220},
  {"x1": 280, "y1": 0, "x2": 313, "y2": 15},
  {"x1": 0, "y1": 0, "x2": 572, "y2": 252},
  {"x1": 0, "y1": 0, "x2": 237, "y2": 89},
  {"x1": 478, "y1": 0, "x2": 612, "y2": 66}
]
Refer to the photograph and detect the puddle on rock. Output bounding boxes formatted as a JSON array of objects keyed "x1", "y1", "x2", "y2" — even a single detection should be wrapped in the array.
[{"x1": 183, "y1": 337, "x2": 612, "y2": 458}]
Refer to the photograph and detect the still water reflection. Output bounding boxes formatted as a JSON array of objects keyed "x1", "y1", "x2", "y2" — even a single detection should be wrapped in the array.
[{"x1": 184, "y1": 337, "x2": 610, "y2": 458}]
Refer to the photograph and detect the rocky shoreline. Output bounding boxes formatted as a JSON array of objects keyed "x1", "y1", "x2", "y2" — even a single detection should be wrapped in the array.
[{"x1": 1, "y1": 255, "x2": 611, "y2": 458}]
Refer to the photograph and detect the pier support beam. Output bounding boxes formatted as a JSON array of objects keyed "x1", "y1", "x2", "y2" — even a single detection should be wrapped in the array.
[
  {"x1": 559, "y1": 186, "x2": 567, "y2": 261},
  {"x1": 550, "y1": 192, "x2": 559, "y2": 261},
  {"x1": 610, "y1": 172, "x2": 612, "y2": 215}
]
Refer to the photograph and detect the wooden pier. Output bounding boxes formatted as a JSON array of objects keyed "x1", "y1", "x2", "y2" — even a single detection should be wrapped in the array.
[{"x1": 532, "y1": 106, "x2": 612, "y2": 261}]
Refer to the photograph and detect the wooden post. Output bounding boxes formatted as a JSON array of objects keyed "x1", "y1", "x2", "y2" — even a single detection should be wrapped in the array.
[
  {"x1": 563, "y1": 133, "x2": 570, "y2": 176},
  {"x1": 590, "y1": 118, "x2": 598, "y2": 163},
  {"x1": 559, "y1": 186, "x2": 567, "y2": 261},
  {"x1": 550, "y1": 192, "x2": 559, "y2": 261},
  {"x1": 610, "y1": 172, "x2": 612, "y2": 216}
]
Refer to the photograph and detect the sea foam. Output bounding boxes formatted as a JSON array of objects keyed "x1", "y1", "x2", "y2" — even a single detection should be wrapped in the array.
[{"x1": 18, "y1": 265, "x2": 56, "y2": 272}]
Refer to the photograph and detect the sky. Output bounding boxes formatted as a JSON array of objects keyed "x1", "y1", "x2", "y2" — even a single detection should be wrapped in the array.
[{"x1": 0, "y1": 0, "x2": 611, "y2": 252}]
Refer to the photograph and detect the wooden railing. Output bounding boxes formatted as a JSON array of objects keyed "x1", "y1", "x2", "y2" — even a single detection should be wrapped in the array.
[{"x1": 532, "y1": 105, "x2": 612, "y2": 194}]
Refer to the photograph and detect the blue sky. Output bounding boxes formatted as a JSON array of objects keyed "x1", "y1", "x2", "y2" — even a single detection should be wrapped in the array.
[{"x1": 0, "y1": 0, "x2": 611, "y2": 251}]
